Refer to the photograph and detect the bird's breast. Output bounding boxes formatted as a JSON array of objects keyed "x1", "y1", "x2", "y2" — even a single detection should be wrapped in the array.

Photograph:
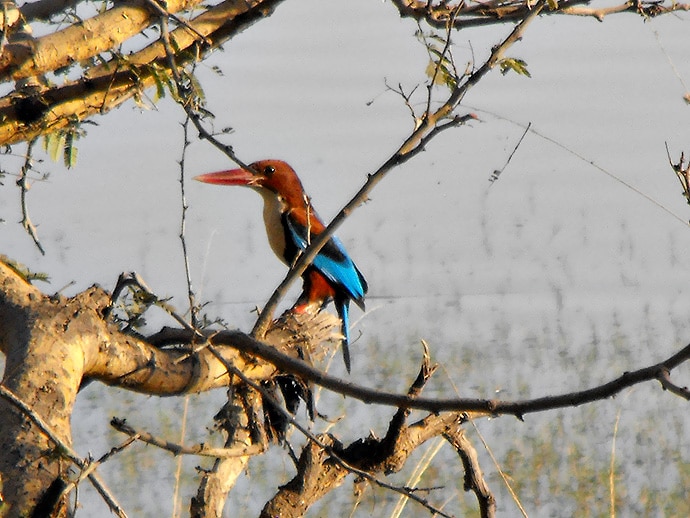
[{"x1": 259, "y1": 190, "x2": 290, "y2": 264}]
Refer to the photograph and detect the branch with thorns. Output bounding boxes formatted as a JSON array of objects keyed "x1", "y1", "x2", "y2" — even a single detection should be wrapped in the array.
[{"x1": 16, "y1": 139, "x2": 45, "y2": 255}]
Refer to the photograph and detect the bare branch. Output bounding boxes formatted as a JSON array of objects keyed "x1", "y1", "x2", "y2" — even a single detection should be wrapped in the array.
[
  {"x1": 489, "y1": 122, "x2": 531, "y2": 184},
  {"x1": 666, "y1": 143, "x2": 690, "y2": 207},
  {"x1": 111, "y1": 417, "x2": 265, "y2": 457},
  {"x1": 444, "y1": 429, "x2": 496, "y2": 518},
  {"x1": 253, "y1": 352, "x2": 461, "y2": 518},
  {"x1": 160, "y1": 326, "x2": 690, "y2": 416},
  {"x1": 657, "y1": 369, "x2": 690, "y2": 399},
  {"x1": 0, "y1": 0, "x2": 204, "y2": 81},
  {"x1": 58, "y1": 434, "x2": 140, "y2": 508},
  {"x1": 16, "y1": 139, "x2": 45, "y2": 255}
]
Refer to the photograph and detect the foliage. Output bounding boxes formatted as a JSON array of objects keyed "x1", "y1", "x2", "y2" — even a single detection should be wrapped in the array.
[{"x1": 498, "y1": 57, "x2": 531, "y2": 78}]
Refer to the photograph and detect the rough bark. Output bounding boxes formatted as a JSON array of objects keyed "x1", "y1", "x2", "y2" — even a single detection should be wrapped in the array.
[
  {"x1": 259, "y1": 350, "x2": 480, "y2": 517},
  {"x1": 260, "y1": 413, "x2": 471, "y2": 518},
  {"x1": 0, "y1": 0, "x2": 285, "y2": 145},
  {"x1": 0, "y1": 259, "x2": 337, "y2": 516},
  {"x1": 0, "y1": 0, "x2": 202, "y2": 81}
]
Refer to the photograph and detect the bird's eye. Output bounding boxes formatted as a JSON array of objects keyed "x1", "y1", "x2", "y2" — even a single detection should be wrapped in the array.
[{"x1": 264, "y1": 165, "x2": 275, "y2": 176}]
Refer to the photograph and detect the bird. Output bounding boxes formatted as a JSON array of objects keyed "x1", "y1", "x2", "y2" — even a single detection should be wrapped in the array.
[{"x1": 195, "y1": 159, "x2": 367, "y2": 373}]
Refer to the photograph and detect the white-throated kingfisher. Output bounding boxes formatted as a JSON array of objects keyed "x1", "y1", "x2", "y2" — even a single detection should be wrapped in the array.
[{"x1": 195, "y1": 159, "x2": 367, "y2": 373}]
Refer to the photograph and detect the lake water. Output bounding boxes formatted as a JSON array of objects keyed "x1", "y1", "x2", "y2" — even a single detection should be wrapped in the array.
[{"x1": 1, "y1": 0, "x2": 689, "y2": 515}]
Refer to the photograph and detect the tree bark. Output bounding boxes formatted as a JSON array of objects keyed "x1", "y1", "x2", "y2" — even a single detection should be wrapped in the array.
[
  {"x1": 0, "y1": 259, "x2": 336, "y2": 516},
  {"x1": 0, "y1": 0, "x2": 285, "y2": 145}
]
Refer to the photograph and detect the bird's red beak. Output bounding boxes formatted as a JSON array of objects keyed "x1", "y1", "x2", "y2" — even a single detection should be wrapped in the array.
[{"x1": 194, "y1": 168, "x2": 256, "y2": 186}]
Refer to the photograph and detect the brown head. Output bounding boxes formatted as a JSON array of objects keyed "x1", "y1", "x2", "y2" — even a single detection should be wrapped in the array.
[{"x1": 194, "y1": 159, "x2": 307, "y2": 209}]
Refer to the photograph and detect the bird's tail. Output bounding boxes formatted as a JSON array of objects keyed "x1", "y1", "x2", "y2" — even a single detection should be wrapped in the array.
[{"x1": 336, "y1": 298, "x2": 352, "y2": 373}]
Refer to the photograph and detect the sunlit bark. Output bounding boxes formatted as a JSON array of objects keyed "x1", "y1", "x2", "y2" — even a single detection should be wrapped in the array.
[{"x1": 0, "y1": 260, "x2": 335, "y2": 514}]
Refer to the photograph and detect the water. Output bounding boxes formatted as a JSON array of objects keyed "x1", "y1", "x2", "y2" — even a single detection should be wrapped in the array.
[{"x1": 1, "y1": 0, "x2": 689, "y2": 515}]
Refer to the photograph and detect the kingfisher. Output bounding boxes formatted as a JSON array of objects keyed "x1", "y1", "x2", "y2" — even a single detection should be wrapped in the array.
[{"x1": 195, "y1": 159, "x2": 367, "y2": 373}]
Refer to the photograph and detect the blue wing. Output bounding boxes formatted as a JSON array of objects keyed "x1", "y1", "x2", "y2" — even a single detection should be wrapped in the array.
[{"x1": 285, "y1": 216, "x2": 367, "y2": 308}]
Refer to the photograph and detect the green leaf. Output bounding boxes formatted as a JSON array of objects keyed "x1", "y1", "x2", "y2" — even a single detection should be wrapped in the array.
[
  {"x1": 43, "y1": 132, "x2": 64, "y2": 163},
  {"x1": 499, "y1": 58, "x2": 531, "y2": 78},
  {"x1": 187, "y1": 71, "x2": 206, "y2": 105},
  {"x1": 43, "y1": 122, "x2": 85, "y2": 169},
  {"x1": 63, "y1": 131, "x2": 78, "y2": 169},
  {"x1": 426, "y1": 59, "x2": 458, "y2": 90},
  {"x1": 151, "y1": 66, "x2": 168, "y2": 102}
]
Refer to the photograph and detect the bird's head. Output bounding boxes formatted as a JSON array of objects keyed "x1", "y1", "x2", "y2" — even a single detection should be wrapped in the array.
[{"x1": 194, "y1": 159, "x2": 307, "y2": 208}]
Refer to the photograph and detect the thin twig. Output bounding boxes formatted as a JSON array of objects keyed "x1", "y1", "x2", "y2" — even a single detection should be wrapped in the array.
[
  {"x1": 107, "y1": 271, "x2": 202, "y2": 336},
  {"x1": 110, "y1": 417, "x2": 265, "y2": 458},
  {"x1": 144, "y1": 0, "x2": 212, "y2": 46},
  {"x1": 16, "y1": 139, "x2": 45, "y2": 255},
  {"x1": 489, "y1": 122, "x2": 531, "y2": 185},
  {"x1": 424, "y1": 5, "x2": 462, "y2": 116},
  {"x1": 59, "y1": 435, "x2": 140, "y2": 502},
  {"x1": 157, "y1": 7, "x2": 252, "y2": 172},
  {"x1": 178, "y1": 97, "x2": 199, "y2": 326},
  {"x1": 465, "y1": 110, "x2": 690, "y2": 227}
]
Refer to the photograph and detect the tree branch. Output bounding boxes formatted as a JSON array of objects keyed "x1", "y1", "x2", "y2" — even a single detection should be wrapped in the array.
[
  {"x1": 0, "y1": 0, "x2": 285, "y2": 145},
  {"x1": 111, "y1": 416, "x2": 266, "y2": 458},
  {"x1": 158, "y1": 325, "x2": 690, "y2": 415},
  {"x1": 390, "y1": 0, "x2": 690, "y2": 28},
  {"x1": 0, "y1": 0, "x2": 203, "y2": 81},
  {"x1": 0, "y1": 385, "x2": 129, "y2": 518},
  {"x1": 444, "y1": 428, "x2": 496, "y2": 518},
  {"x1": 258, "y1": 353, "x2": 465, "y2": 518},
  {"x1": 0, "y1": 259, "x2": 337, "y2": 513},
  {"x1": 16, "y1": 139, "x2": 45, "y2": 255}
]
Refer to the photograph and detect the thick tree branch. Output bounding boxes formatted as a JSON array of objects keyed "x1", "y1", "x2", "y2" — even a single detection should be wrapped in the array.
[
  {"x1": 0, "y1": 0, "x2": 285, "y2": 145},
  {"x1": 0, "y1": 259, "x2": 337, "y2": 514},
  {"x1": 0, "y1": 0, "x2": 202, "y2": 81}
]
